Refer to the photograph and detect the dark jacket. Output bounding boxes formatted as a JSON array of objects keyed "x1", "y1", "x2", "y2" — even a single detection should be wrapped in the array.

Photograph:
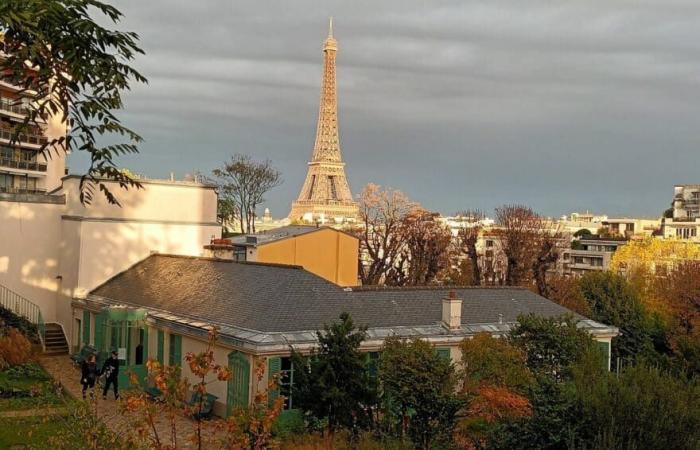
[
  {"x1": 81, "y1": 360, "x2": 98, "y2": 384},
  {"x1": 102, "y1": 356, "x2": 120, "y2": 380}
]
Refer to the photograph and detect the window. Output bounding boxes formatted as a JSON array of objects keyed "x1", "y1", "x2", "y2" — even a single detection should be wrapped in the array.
[
  {"x1": 435, "y1": 347, "x2": 451, "y2": 361},
  {"x1": 367, "y1": 351, "x2": 380, "y2": 379},
  {"x1": 279, "y1": 357, "x2": 294, "y2": 410},
  {"x1": 0, "y1": 173, "x2": 12, "y2": 190},
  {"x1": 233, "y1": 246, "x2": 247, "y2": 262},
  {"x1": 486, "y1": 240, "x2": 494, "y2": 248}
]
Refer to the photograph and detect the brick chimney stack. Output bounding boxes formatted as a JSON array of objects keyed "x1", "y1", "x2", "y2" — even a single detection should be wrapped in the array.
[{"x1": 442, "y1": 290, "x2": 462, "y2": 330}]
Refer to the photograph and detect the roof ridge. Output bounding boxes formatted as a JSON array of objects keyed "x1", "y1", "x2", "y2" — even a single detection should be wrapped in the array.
[
  {"x1": 348, "y1": 285, "x2": 530, "y2": 292},
  {"x1": 154, "y1": 253, "x2": 306, "y2": 270}
]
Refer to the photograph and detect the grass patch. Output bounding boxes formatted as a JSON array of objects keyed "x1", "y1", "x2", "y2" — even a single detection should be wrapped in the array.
[{"x1": 0, "y1": 416, "x2": 66, "y2": 448}]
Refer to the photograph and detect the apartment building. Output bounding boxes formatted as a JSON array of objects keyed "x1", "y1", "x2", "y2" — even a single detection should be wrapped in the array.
[
  {"x1": 0, "y1": 42, "x2": 67, "y2": 197},
  {"x1": 664, "y1": 184, "x2": 700, "y2": 242},
  {"x1": 566, "y1": 236, "x2": 627, "y2": 274},
  {"x1": 600, "y1": 217, "x2": 661, "y2": 238}
]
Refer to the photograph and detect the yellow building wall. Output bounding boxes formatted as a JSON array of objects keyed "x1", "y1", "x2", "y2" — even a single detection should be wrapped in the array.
[{"x1": 256, "y1": 228, "x2": 359, "y2": 286}]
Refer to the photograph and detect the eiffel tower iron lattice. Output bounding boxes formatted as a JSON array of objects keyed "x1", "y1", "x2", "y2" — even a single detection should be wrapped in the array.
[{"x1": 288, "y1": 18, "x2": 358, "y2": 224}]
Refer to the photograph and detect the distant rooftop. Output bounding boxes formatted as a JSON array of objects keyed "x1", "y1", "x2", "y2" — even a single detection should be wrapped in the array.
[
  {"x1": 230, "y1": 225, "x2": 354, "y2": 246},
  {"x1": 60, "y1": 174, "x2": 216, "y2": 189},
  {"x1": 579, "y1": 235, "x2": 628, "y2": 243}
]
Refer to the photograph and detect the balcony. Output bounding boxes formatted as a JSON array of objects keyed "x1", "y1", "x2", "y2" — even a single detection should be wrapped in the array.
[
  {"x1": 0, "y1": 126, "x2": 48, "y2": 147},
  {"x1": 0, "y1": 186, "x2": 47, "y2": 195},
  {"x1": 0, "y1": 98, "x2": 29, "y2": 116},
  {"x1": 0, "y1": 157, "x2": 47, "y2": 172}
]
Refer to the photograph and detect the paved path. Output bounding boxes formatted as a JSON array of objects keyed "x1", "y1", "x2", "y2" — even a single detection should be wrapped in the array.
[{"x1": 40, "y1": 356, "x2": 217, "y2": 449}]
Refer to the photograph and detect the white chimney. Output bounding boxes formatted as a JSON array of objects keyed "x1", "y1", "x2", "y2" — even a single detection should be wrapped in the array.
[{"x1": 442, "y1": 290, "x2": 462, "y2": 330}]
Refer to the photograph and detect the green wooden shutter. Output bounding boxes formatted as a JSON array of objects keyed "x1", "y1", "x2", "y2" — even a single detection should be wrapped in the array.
[
  {"x1": 268, "y1": 356, "x2": 281, "y2": 406},
  {"x1": 157, "y1": 330, "x2": 164, "y2": 364},
  {"x1": 227, "y1": 352, "x2": 251, "y2": 416},
  {"x1": 82, "y1": 311, "x2": 91, "y2": 346},
  {"x1": 436, "y1": 347, "x2": 451, "y2": 361},
  {"x1": 169, "y1": 334, "x2": 182, "y2": 367},
  {"x1": 94, "y1": 314, "x2": 105, "y2": 353},
  {"x1": 142, "y1": 327, "x2": 149, "y2": 361},
  {"x1": 597, "y1": 341, "x2": 611, "y2": 371}
]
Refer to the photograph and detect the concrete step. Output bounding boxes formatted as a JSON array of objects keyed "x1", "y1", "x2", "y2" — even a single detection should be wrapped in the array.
[{"x1": 42, "y1": 323, "x2": 69, "y2": 356}]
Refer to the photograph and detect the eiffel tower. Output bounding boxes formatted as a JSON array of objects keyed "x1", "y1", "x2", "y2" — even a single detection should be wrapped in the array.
[{"x1": 289, "y1": 19, "x2": 358, "y2": 224}]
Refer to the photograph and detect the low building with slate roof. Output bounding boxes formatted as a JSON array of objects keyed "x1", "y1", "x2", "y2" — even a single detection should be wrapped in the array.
[
  {"x1": 207, "y1": 225, "x2": 359, "y2": 287},
  {"x1": 71, "y1": 253, "x2": 618, "y2": 417}
]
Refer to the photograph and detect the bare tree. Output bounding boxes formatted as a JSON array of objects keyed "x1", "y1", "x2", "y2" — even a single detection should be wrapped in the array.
[
  {"x1": 213, "y1": 154, "x2": 282, "y2": 234},
  {"x1": 531, "y1": 225, "x2": 565, "y2": 297},
  {"x1": 495, "y1": 205, "x2": 541, "y2": 286},
  {"x1": 455, "y1": 210, "x2": 486, "y2": 286},
  {"x1": 354, "y1": 183, "x2": 416, "y2": 285},
  {"x1": 386, "y1": 209, "x2": 453, "y2": 286},
  {"x1": 495, "y1": 204, "x2": 564, "y2": 294}
]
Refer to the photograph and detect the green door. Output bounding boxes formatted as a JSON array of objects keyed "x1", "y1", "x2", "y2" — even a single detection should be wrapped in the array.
[
  {"x1": 82, "y1": 311, "x2": 91, "y2": 347},
  {"x1": 227, "y1": 351, "x2": 250, "y2": 416},
  {"x1": 169, "y1": 334, "x2": 182, "y2": 366}
]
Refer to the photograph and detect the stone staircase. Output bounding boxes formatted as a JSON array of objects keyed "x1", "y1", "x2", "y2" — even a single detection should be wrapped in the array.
[{"x1": 43, "y1": 323, "x2": 69, "y2": 355}]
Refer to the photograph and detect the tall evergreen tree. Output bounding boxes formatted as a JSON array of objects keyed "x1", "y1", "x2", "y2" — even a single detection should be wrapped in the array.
[
  {"x1": 379, "y1": 337, "x2": 462, "y2": 450},
  {"x1": 290, "y1": 313, "x2": 376, "y2": 434}
]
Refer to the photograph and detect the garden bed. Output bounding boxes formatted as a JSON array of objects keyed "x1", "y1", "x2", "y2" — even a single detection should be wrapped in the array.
[{"x1": 0, "y1": 362, "x2": 66, "y2": 411}]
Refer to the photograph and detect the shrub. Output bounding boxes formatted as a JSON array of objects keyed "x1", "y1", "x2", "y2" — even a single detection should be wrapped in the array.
[
  {"x1": 0, "y1": 306, "x2": 39, "y2": 343},
  {"x1": 4, "y1": 362, "x2": 49, "y2": 380},
  {"x1": 0, "y1": 328, "x2": 33, "y2": 367}
]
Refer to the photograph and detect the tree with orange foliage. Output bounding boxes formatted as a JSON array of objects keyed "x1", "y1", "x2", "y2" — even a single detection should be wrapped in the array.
[
  {"x1": 214, "y1": 357, "x2": 284, "y2": 450},
  {"x1": 0, "y1": 327, "x2": 33, "y2": 367},
  {"x1": 457, "y1": 333, "x2": 533, "y2": 450},
  {"x1": 121, "y1": 327, "x2": 283, "y2": 450}
]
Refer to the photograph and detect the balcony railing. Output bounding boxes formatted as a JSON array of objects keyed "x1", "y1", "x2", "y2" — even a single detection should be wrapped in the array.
[
  {"x1": 0, "y1": 157, "x2": 47, "y2": 172},
  {"x1": 0, "y1": 186, "x2": 47, "y2": 195},
  {"x1": 0, "y1": 127, "x2": 48, "y2": 146},
  {"x1": 0, "y1": 99, "x2": 29, "y2": 116}
]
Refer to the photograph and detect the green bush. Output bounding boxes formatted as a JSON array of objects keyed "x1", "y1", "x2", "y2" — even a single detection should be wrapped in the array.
[
  {"x1": 272, "y1": 409, "x2": 306, "y2": 438},
  {"x1": 0, "y1": 306, "x2": 39, "y2": 343}
]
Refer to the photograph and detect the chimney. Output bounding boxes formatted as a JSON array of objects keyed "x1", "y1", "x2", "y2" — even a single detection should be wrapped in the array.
[{"x1": 442, "y1": 290, "x2": 462, "y2": 330}]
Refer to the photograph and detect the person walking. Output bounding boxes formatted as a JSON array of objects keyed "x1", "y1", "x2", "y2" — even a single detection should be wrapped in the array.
[
  {"x1": 80, "y1": 353, "x2": 98, "y2": 400},
  {"x1": 102, "y1": 350, "x2": 120, "y2": 400}
]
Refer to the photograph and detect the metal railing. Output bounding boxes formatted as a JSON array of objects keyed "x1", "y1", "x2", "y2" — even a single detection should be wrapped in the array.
[
  {"x1": 0, "y1": 127, "x2": 48, "y2": 146},
  {"x1": 0, "y1": 283, "x2": 45, "y2": 345},
  {"x1": 0, "y1": 156, "x2": 47, "y2": 172},
  {"x1": 0, "y1": 98, "x2": 29, "y2": 116},
  {"x1": 0, "y1": 186, "x2": 47, "y2": 195}
]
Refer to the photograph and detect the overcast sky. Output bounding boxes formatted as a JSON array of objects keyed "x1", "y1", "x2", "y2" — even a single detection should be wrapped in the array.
[{"x1": 72, "y1": 1, "x2": 700, "y2": 218}]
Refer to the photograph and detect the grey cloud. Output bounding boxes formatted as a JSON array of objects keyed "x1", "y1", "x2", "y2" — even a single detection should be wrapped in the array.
[{"x1": 69, "y1": 0, "x2": 700, "y2": 217}]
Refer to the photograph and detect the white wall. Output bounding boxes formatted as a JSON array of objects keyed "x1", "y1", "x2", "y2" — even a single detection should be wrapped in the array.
[
  {"x1": 0, "y1": 199, "x2": 64, "y2": 321},
  {"x1": 0, "y1": 178, "x2": 221, "y2": 343}
]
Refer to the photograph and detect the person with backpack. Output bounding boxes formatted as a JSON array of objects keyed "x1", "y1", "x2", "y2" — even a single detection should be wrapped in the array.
[{"x1": 101, "y1": 350, "x2": 120, "y2": 400}]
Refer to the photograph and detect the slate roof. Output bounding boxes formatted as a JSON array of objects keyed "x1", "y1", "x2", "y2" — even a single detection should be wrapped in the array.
[
  {"x1": 90, "y1": 254, "x2": 591, "y2": 335},
  {"x1": 230, "y1": 225, "x2": 355, "y2": 247}
]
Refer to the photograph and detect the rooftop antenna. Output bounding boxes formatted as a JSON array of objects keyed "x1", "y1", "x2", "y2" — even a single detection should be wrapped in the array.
[{"x1": 328, "y1": 16, "x2": 334, "y2": 37}]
